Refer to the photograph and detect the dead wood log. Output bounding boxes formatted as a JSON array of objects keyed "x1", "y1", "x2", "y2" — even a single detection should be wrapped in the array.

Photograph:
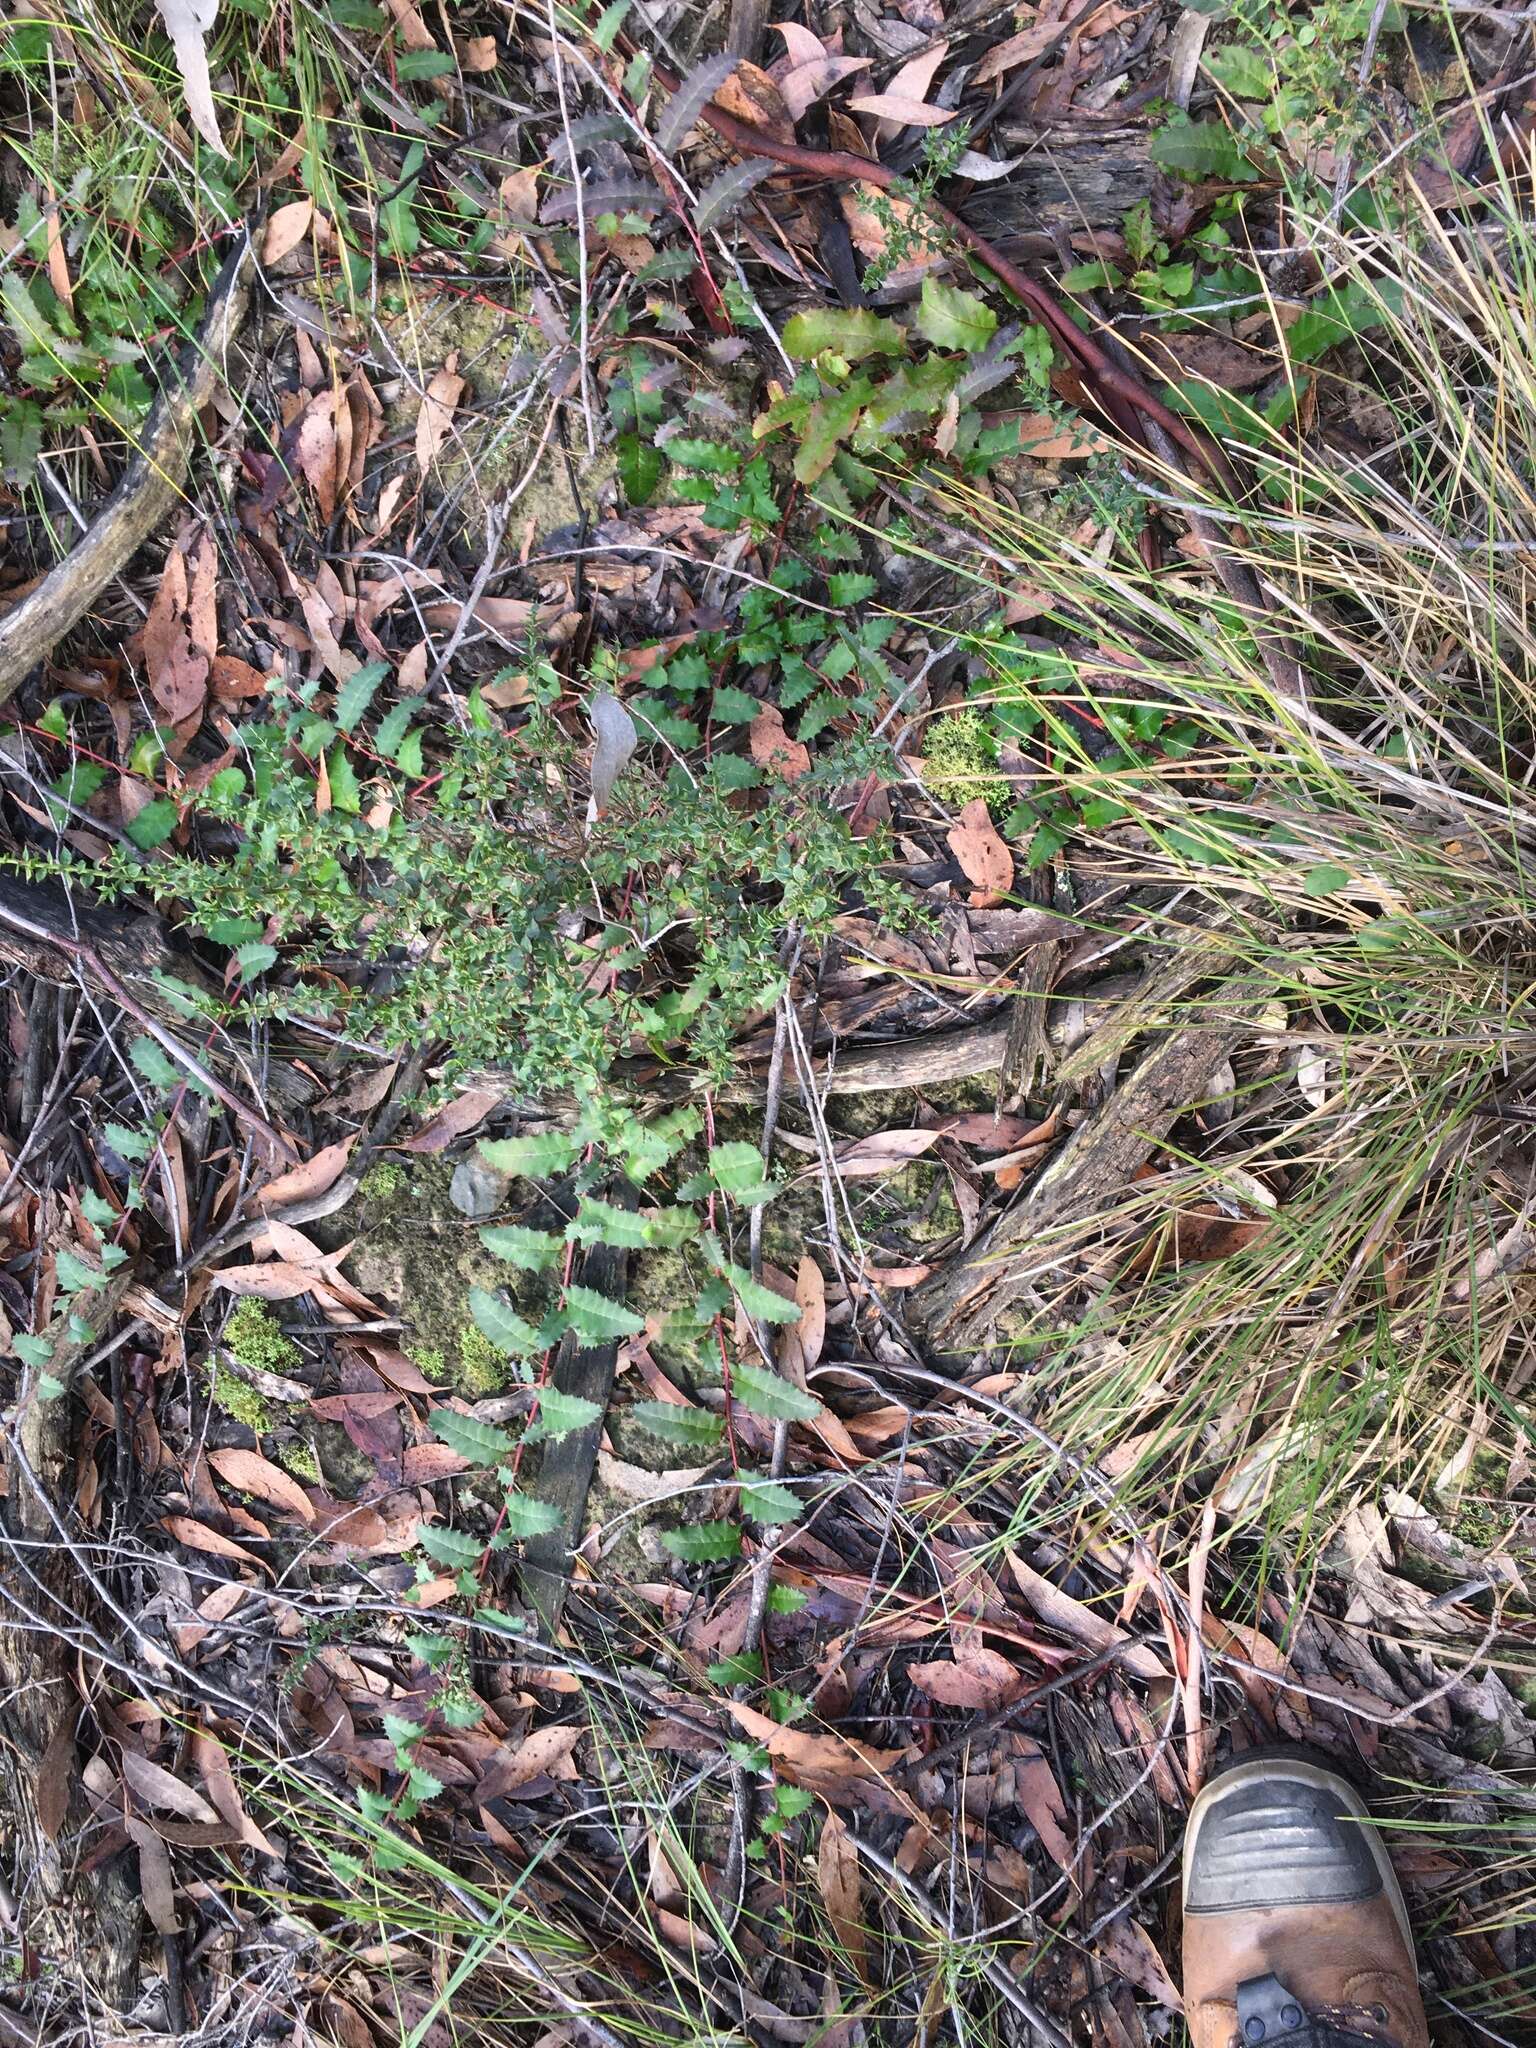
[{"x1": 0, "y1": 1256, "x2": 141, "y2": 2012}]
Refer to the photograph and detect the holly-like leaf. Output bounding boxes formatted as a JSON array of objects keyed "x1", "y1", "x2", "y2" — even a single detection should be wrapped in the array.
[
  {"x1": 53, "y1": 1248, "x2": 100, "y2": 1295},
  {"x1": 1150, "y1": 111, "x2": 1261, "y2": 182},
  {"x1": 125, "y1": 796, "x2": 179, "y2": 849},
  {"x1": 429, "y1": 1406, "x2": 517, "y2": 1467},
  {"x1": 335, "y1": 660, "x2": 388, "y2": 733},
  {"x1": 375, "y1": 695, "x2": 424, "y2": 763},
  {"x1": 916, "y1": 275, "x2": 998, "y2": 353},
  {"x1": 560, "y1": 1284, "x2": 647, "y2": 1344},
  {"x1": 696, "y1": 157, "x2": 778, "y2": 234},
  {"x1": 418, "y1": 1524, "x2": 484, "y2": 1570},
  {"x1": 731, "y1": 1360, "x2": 823, "y2": 1423},
  {"x1": 501, "y1": 1491, "x2": 563, "y2": 1537},
  {"x1": 567, "y1": 1197, "x2": 650, "y2": 1249},
  {"x1": 739, "y1": 1475, "x2": 804, "y2": 1524},
  {"x1": 631, "y1": 1400, "x2": 725, "y2": 1450},
  {"x1": 656, "y1": 53, "x2": 738, "y2": 155},
  {"x1": 527, "y1": 1385, "x2": 603, "y2": 1442},
  {"x1": 480, "y1": 1130, "x2": 581, "y2": 1178},
  {"x1": 467, "y1": 1287, "x2": 542, "y2": 1359},
  {"x1": 782, "y1": 309, "x2": 905, "y2": 361},
  {"x1": 479, "y1": 1223, "x2": 564, "y2": 1272},
  {"x1": 705, "y1": 1242, "x2": 802, "y2": 1324},
  {"x1": 660, "y1": 1520, "x2": 742, "y2": 1561}
]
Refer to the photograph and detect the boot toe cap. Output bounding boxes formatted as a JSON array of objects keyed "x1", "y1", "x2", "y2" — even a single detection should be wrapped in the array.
[{"x1": 1186, "y1": 1775, "x2": 1384, "y2": 1914}]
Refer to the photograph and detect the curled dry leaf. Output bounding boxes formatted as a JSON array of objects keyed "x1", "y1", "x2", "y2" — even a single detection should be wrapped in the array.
[
  {"x1": 401, "y1": 1086, "x2": 504, "y2": 1154},
  {"x1": 1005, "y1": 1551, "x2": 1168, "y2": 1680},
  {"x1": 144, "y1": 528, "x2": 218, "y2": 724},
  {"x1": 780, "y1": 53, "x2": 872, "y2": 121},
  {"x1": 255, "y1": 1134, "x2": 358, "y2": 1210},
  {"x1": 416, "y1": 357, "x2": 467, "y2": 475},
  {"x1": 1095, "y1": 1916, "x2": 1182, "y2": 2011},
  {"x1": 1007, "y1": 1734, "x2": 1077, "y2": 1874},
  {"x1": 587, "y1": 691, "x2": 638, "y2": 824},
  {"x1": 749, "y1": 704, "x2": 811, "y2": 782},
  {"x1": 907, "y1": 1642, "x2": 1024, "y2": 1709},
  {"x1": 154, "y1": 0, "x2": 227, "y2": 155},
  {"x1": 120, "y1": 1749, "x2": 221, "y2": 1824},
  {"x1": 817, "y1": 1812, "x2": 869, "y2": 1984},
  {"x1": 973, "y1": 19, "x2": 1070, "y2": 83},
  {"x1": 261, "y1": 199, "x2": 315, "y2": 264},
  {"x1": 832, "y1": 1127, "x2": 940, "y2": 1178},
  {"x1": 946, "y1": 798, "x2": 1014, "y2": 896},
  {"x1": 159, "y1": 1514, "x2": 272, "y2": 1576},
  {"x1": 207, "y1": 1445, "x2": 317, "y2": 1525}
]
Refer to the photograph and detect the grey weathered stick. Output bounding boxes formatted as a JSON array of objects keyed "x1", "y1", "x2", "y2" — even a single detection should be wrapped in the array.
[{"x1": 0, "y1": 224, "x2": 254, "y2": 707}]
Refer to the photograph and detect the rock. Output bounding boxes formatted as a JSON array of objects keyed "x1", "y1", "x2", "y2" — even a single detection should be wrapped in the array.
[{"x1": 450, "y1": 1156, "x2": 510, "y2": 1219}]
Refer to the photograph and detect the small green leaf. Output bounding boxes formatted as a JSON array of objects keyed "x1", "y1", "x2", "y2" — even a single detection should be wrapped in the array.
[
  {"x1": 429, "y1": 1406, "x2": 517, "y2": 1467},
  {"x1": 711, "y1": 684, "x2": 761, "y2": 725},
  {"x1": 618, "y1": 432, "x2": 663, "y2": 506},
  {"x1": 708, "y1": 1650, "x2": 763, "y2": 1686},
  {"x1": 1356, "y1": 915, "x2": 1416, "y2": 956},
  {"x1": 766, "y1": 1582, "x2": 809, "y2": 1613},
  {"x1": 130, "y1": 1036, "x2": 181, "y2": 1092},
  {"x1": 794, "y1": 377, "x2": 872, "y2": 485},
  {"x1": 326, "y1": 741, "x2": 362, "y2": 814},
  {"x1": 479, "y1": 1223, "x2": 564, "y2": 1272},
  {"x1": 124, "y1": 796, "x2": 179, "y2": 849},
  {"x1": 480, "y1": 1130, "x2": 581, "y2": 1178},
  {"x1": 375, "y1": 695, "x2": 424, "y2": 762},
  {"x1": 731, "y1": 1360, "x2": 823, "y2": 1423},
  {"x1": 560, "y1": 1283, "x2": 647, "y2": 1344},
  {"x1": 567, "y1": 1197, "x2": 651, "y2": 1249},
  {"x1": 103, "y1": 1121, "x2": 152, "y2": 1161},
  {"x1": 500, "y1": 1491, "x2": 563, "y2": 1537},
  {"x1": 1150, "y1": 111, "x2": 1260, "y2": 182},
  {"x1": 467, "y1": 1287, "x2": 542, "y2": 1358},
  {"x1": 53, "y1": 1248, "x2": 99, "y2": 1295},
  {"x1": 707, "y1": 1141, "x2": 776, "y2": 1198},
  {"x1": 234, "y1": 941, "x2": 279, "y2": 980},
  {"x1": 1061, "y1": 259, "x2": 1124, "y2": 294},
  {"x1": 1203, "y1": 40, "x2": 1271, "y2": 98},
  {"x1": 528, "y1": 1385, "x2": 603, "y2": 1442},
  {"x1": 782, "y1": 309, "x2": 906, "y2": 361},
  {"x1": 704, "y1": 1240, "x2": 802, "y2": 1325},
  {"x1": 205, "y1": 915, "x2": 265, "y2": 946},
  {"x1": 13, "y1": 1333, "x2": 53, "y2": 1368},
  {"x1": 335, "y1": 660, "x2": 389, "y2": 733},
  {"x1": 916, "y1": 275, "x2": 997, "y2": 353},
  {"x1": 631, "y1": 1399, "x2": 725, "y2": 1449},
  {"x1": 739, "y1": 1475, "x2": 804, "y2": 1524},
  {"x1": 37, "y1": 1373, "x2": 66, "y2": 1401},
  {"x1": 1302, "y1": 862, "x2": 1352, "y2": 899},
  {"x1": 826, "y1": 571, "x2": 876, "y2": 606},
  {"x1": 592, "y1": 0, "x2": 631, "y2": 50},
  {"x1": 418, "y1": 1524, "x2": 484, "y2": 1569},
  {"x1": 660, "y1": 1520, "x2": 742, "y2": 1562}
]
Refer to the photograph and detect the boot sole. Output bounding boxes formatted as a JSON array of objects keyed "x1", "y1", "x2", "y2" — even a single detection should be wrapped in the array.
[{"x1": 1182, "y1": 1749, "x2": 1415, "y2": 1955}]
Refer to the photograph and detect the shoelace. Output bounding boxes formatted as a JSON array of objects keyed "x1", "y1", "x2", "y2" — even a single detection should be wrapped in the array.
[{"x1": 1232, "y1": 1974, "x2": 1404, "y2": 2048}]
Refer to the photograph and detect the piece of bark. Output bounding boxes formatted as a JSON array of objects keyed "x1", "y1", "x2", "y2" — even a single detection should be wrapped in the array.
[
  {"x1": 0, "y1": 1255, "x2": 141, "y2": 2010},
  {"x1": 0, "y1": 226, "x2": 253, "y2": 707},
  {"x1": 521, "y1": 1208, "x2": 633, "y2": 1633},
  {"x1": 960, "y1": 137, "x2": 1157, "y2": 243},
  {"x1": 912, "y1": 962, "x2": 1267, "y2": 1342}
]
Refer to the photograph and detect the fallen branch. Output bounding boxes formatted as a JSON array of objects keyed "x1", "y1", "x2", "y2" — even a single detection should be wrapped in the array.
[{"x1": 0, "y1": 223, "x2": 255, "y2": 707}]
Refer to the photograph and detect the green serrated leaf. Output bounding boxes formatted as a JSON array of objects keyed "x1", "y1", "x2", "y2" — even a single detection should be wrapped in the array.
[
  {"x1": 711, "y1": 684, "x2": 760, "y2": 725},
  {"x1": 782, "y1": 309, "x2": 906, "y2": 361},
  {"x1": 125, "y1": 796, "x2": 179, "y2": 849},
  {"x1": 375, "y1": 695, "x2": 424, "y2": 762},
  {"x1": 335, "y1": 660, "x2": 389, "y2": 733},
  {"x1": 53, "y1": 1248, "x2": 100, "y2": 1295},
  {"x1": 766, "y1": 1582, "x2": 810, "y2": 1613},
  {"x1": 103, "y1": 1120, "x2": 152, "y2": 1161},
  {"x1": 704, "y1": 1239, "x2": 801, "y2": 1324},
  {"x1": 660, "y1": 1519, "x2": 742, "y2": 1562},
  {"x1": 707, "y1": 1141, "x2": 772, "y2": 1195},
  {"x1": 36, "y1": 1374, "x2": 66, "y2": 1401},
  {"x1": 1150, "y1": 111, "x2": 1260, "y2": 182},
  {"x1": 561, "y1": 1283, "x2": 647, "y2": 1344},
  {"x1": 708, "y1": 1650, "x2": 763, "y2": 1685},
  {"x1": 478, "y1": 1223, "x2": 564, "y2": 1272},
  {"x1": 631, "y1": 1399, "x2": 725, "y2": 1449},
  {"x1": 480, "y1": 1130, "x2": 581, "y2": 1178},
  {"x1": 130, "y1": 1036, "x2": 181, "y2": 1092},
  {"x1": 731, "y1": 1360, "x2": 823, "y2": 1423},
  {"x1": 234, "y1": 940, "x2": 279, "y2": 980},
  {"x1": 383, "y1": 1711, "x2": 424, "y2": 1751},
  {"x1": 528, "y1": 1385, "x2": 603, "y2": 1442},
  {"x1": 500, "y1": 1490, "x2": 563, "y2": 1537},
  {"x1": 13, "y1": 1333, "x2": 53, "y2": 1368},
  {"x1": 567, "y1": 1196, "x2": 650, "y2": 1249},
  {"x1": 467, "y1": 1287, "x2": 542, "y2": 1358},
  {"x1": 916, "y1": 275, "x2": 998, "y2": 353},
  {"x1": 417, "y1": 1523, "x2": 485, "y2": 1569},
  {"x1": 1203, "y1": 39, "x2": 1271, "y2": 98},
  {"x1": 796, "y1": 690, "x2": 845, "y2": 745},
  {"x1": 326, "y1": 741, "x2": 362, "y2": 814},
  {"x1": 429, "y1": 1405, "x2": 517, "y2": 1467},
  {"x1": 739, "y1": 1475, "x2": 804, "y2": 1524}
]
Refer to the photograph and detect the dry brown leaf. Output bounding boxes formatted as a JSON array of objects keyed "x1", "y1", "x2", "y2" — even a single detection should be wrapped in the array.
[
  {"x1": 400, "y1": 1087, "x2": 503, "y2": 1154},
  {"x1": 1094, "y1": 1916, "x2": 1182, "y2": 2011},
  {"x1": 1008, "y1": 1734, "x2": 1076, "y2": 1872},
  {"x1": 749, "y1": 705, "x2": 811, "y2": 782},
  {"x1": 37, "y1": 1713, "x2": 75, "y2": 1842},
  {"x1": 255, "y1": 1135, "x2": 357, "y2": 1210},
  {"x1": 793, "y1": 1255, "x2": 825, "y2": 1368},
  {"x1": 848, "y1": 93, "x2": 956, "y2": 124},
  {"x1": 295, "y1": 390, "x2": 343, "y2": 525},
  {"x1": 772, "y1": 20, "x2": 829, "y2": 64},
  {"x1": 1123, "y1": 1206, "x2": 1268, "y2": 1278},
  {"x1": 121, "y1": 1748, "x2": 222, "y2": 1823},
  {"x1": 208, "y1": 1446, "x2": 317, "y2": 1525},
  {"x1": 832, "y1": 1128, "x2": 940, "y2": 1178},
  {"x1": 972, "y1": 20, "x2": 1063, "y2": 84},
  {"x1": 947, "y1": 798, "x2": 1013, "y2": 895},
  {"x1": 416, "y1": 358, "x2": 466, "y2": 475},
  {"x1": 143, "y1": 528, "x2": 217, "y2": 723},
  {"x1": 817, "y1": 1812, "x2": 869, "y2": 1983},
  {"x1": 481, "y1": 1726, "x2": 582, "y2": 1798},
  {"x1": 780, "y1": 54, "x2": 872, "y2": 120},
  {"x1": 382, "y1": 0, "x2": 435, "y2": 48},
  {"x1": 1018, "y1": 412, "x2": 1117, "y2": 460},
  {"x1": 159, "y1": 1515, "x2": 270, "y2": 1575},
  {"x1": 907, "y1": 1643, "x2": 1024, "y2": 1709},
  {"x1": 261, "y1": 200, "x2": 315, "y2": 263},
  {"x1": 712, "y1": 60, "x2": 794, "y2": 143},
  {"x1": 192, "y1": 1730, "x2": 279, "y2": 1855},
  {"x1": 460, "y1": 33, "x2": 497, "y2": 69},
  {"x1": 126, "y1": 1816, "x2": 179, "y2": 1934},
  {"x1": 726, "y1": 1701, "x2": 911, "y2": 1807},
  {"x1": 1004, "y1": 1552, "x2": 1168, "y2": 1680},
  {"x1": 154, "y1": 0, "x2": 225, "y2": 156}
]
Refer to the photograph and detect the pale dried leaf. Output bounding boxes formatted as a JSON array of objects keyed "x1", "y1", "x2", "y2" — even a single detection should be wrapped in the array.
[
  {"x1": 121, "y1": 1748, "x2": 221, "y2": 1823},
  {"x1": 973, "y1": 20, "x2": 1063, "y2": 84},
  {"x1": 947, "y1": 799, "x2": 1014, "y2": 894},
  {"x1": 780, "y1": 54, "x2": 872, "y2": 120},
  {"x1": 154, "y1": 0, "x2": 227, "y2": 155},
  {"x1": 262, "y1": 200, "x2": 315, "y2": 263},
  {"x1": 126, "y1": 1817, "x2": 179, "y2": 1934},
  {"x1": 255, "y1": 1135, "x2": 357, "y2": 1209},
  {"x1": 208, "y1": 1446, "x2": 317, "y2": 1525},
  {"x1": 749, "y1": 704, "x2": 811, "y2": 782},
  {"x1": 587, "y1": 691, "x2": 638, "y2": 823},
  {"x1": 847, "y1": 93, "x2": 957, "y2": 125},
  {"x1": 832, "y1": 1128, "x2": 940, "y2": 1178},
  {"x1": 415, "y1": 360, "x2": 466, "y2": 475},
  {"x1": 817, "y1": 1813, "x2": 868, "y2": 1981},
  {"x1": 772, "y1": 21, "x2": 828, "y2": 64}
]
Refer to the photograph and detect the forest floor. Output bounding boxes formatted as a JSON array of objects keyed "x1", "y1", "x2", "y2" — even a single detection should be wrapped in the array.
[{"x1": 0, "y1": 1, "x2": 1534, "y2": 2044}]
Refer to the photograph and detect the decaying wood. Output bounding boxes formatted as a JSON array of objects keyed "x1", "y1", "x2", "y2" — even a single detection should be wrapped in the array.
[
  {"x1": 522, "y1": 1224, "x2": 631, "y2": 1633},
  {"x1": 961, "y1": 137, "x2": 1159, "y2": 242},
  {"x1": 0, "y1": 1255, "x2": 141, "y2": 2010},
  {"x1": 912, "y1": 951, "x2": 1264, "y2": 1342},
  {"x1": 0, "y1": 227, "x2": 253, "y2": 708},
  {"x1": 0, "y1": 874, "x2": 314, "y2": 1113}
]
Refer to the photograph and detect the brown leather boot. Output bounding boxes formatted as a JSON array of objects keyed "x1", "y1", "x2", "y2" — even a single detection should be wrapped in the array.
[{"x1": 1182, "y1": 1753, "x2": 1428, "y2": 2048}]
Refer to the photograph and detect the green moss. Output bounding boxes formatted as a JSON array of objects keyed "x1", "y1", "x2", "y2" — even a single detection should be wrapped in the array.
[
  {"x1": 411, "y1": 1345, "x2": 449, "y2": 1383},
  {"x1": 458, "y1": 1322, "x2": 513, "y2": 1396},
  {"x1": 361, "y1": 1161, "x2": 409, "y2": 1201},
  {"x1": 280, "y1": 1441, "x2": 321, "y2": 1482},
  {"x1": 223, "y1": 1298, "x2": 301, "y2": 1375},
  {"x1": 923, "y1": 709, "x2": 1010, "y2": 816},
  {"x1": 205, "y1": 1362, "x2": 273, "y2": 1434}
]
